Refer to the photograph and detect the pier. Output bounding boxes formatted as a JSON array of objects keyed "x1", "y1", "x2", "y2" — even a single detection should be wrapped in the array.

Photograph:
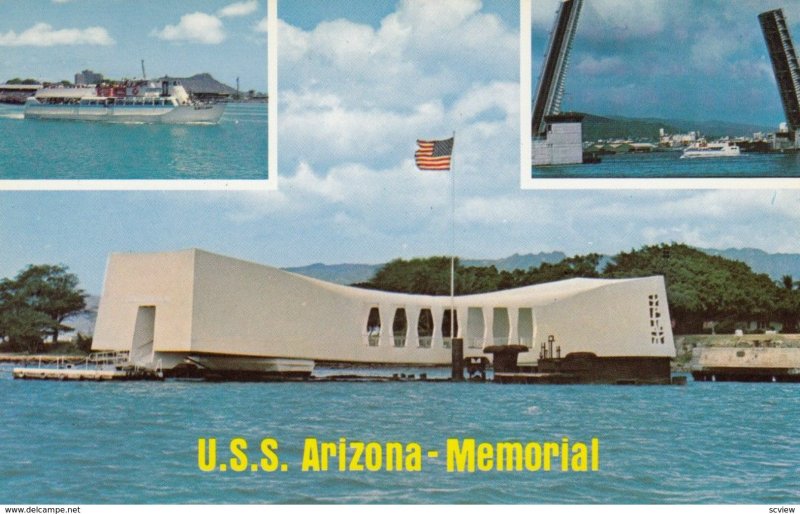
[{"x1": 12, "y1": 351, "x2": 163, "y2": 381}]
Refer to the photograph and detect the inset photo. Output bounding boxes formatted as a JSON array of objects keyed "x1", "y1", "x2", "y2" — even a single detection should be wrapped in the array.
[
  {"x1": 524, "y1": 0, "x2": 800, "y2": 188},
  {"x1": 0, "y1": 0, "x2": 275, "y2": 190},
  {"x1": 277, "y1": 0, "x2": 519, "y2": 195}
]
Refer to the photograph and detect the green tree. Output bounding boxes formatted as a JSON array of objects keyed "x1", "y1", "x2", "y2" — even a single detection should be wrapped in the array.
[
  {"x1": 776, "y1": 275, "x2": 800, "y2": 333},
  {"x1": 358, "y1": 257, "x2": 457, "y2": 295},
  {"x1": 602, "y1": 243, "x2": 782, "y2": 333},
  {"x1": 0, "y1": 278, "x2": 55, "y2": 352},
  {"x1": 0, "y1": 265, "x2": 86, "y2": 351}
]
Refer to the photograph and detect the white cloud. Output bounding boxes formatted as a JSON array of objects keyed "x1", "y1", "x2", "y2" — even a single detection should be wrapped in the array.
[
  {"x1": 574, "y1": 56, "x2": 625, "y2": 76},
  {"x1": 255, "y1": 16, "x2": 268, "y2": 33},
  {"x1": 152, "y1": 12, "x2": 225, "y2": 44},
  {"x1": 532, "y1": 0, "x2": 563, "y2": 29},
  {"x1": 280, "y1": 90, "x2": 447, "y2": 167},
  {"x1": 580, "y1": 0, "x2": 667, "y2": 40},
  {"x1": 219, "y1": 0, "x2": 258, "y2": 18},
  {"x1": 0, "y1": 23, "x2": 114, "y2": 46}
]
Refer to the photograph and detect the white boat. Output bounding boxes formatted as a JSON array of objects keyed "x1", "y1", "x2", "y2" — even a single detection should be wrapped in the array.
[
  {"x1": 680, "y1": 141, "x2": 741, "y2": 158},
  {"x1": 24, "y1": 80, "x2": 225, "y2": 123}
]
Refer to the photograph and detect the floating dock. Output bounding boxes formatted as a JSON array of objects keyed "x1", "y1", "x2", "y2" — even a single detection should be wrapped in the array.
[
  {"x1": 12, "y1": 352, "x2": 163, "y2": 381},
  {"x1": 691, "y1": 346, "x2": 800, "y2": 383}
]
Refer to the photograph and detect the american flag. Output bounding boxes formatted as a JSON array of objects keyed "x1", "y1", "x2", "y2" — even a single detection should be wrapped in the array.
[{"x1": 415, "y1": 137, "x2": 454, "y2": 171}]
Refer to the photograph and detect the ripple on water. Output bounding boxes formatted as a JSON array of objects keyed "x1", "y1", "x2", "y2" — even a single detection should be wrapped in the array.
[{"x1": 1, "y1": 378, "x2": 800, "y2": 503}]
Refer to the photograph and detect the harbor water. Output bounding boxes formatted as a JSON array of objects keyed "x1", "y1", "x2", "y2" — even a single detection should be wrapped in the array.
[
  {"x1": 1, "y1": 365, "x2": 798, "y2": 504},
  {"x1": 0, "y1": 103, "x2": 267, "y2": 180},
  {"x1": 532, "y1": 151, "x2": 800, "y2": 179}
]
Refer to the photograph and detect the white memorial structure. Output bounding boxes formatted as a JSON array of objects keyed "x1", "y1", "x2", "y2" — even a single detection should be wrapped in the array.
[{"x1": 92, "y1": 249, "x2": 675, "y2": 381}]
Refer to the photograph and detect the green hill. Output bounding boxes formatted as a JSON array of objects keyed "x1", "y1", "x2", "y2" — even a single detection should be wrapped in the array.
[{"x1": 580, "y1": 113, "x2": 680, "y2": 142}]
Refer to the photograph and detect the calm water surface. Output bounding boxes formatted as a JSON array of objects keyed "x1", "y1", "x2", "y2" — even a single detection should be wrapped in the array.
[
  {"x1": 1, "y1": 366, "x2": 798, "y2": 504},
  {"x1": 0, "y1": 103, "x2": 267, "y2": 180},
  {"x1": 533, "y1": 151, "x2": 800, "y2": 178}
]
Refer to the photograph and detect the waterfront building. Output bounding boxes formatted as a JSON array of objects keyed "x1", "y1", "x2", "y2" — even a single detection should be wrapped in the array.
[
  {"x1": 658, "y1": 130, "x2": 698, "y2": 148},
  {"x1": 0, "y1": 83, "x2": 40, "y2": 104},
  {"x1": 92, "y1": 249, "x2": 676, "y2": 380},
  {"x1": 74, "y1": 69, "x2": 103, "y2": 85}
]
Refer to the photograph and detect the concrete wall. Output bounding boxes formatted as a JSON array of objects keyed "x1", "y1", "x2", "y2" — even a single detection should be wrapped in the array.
[
  {"x1": 93, "y1": 251, "x2": 196, "y2": 355},
  {"x1": 694, "y1": 347, "x2": 800, "y2": 369},
  {"x1": 532, "y1": 121, "x2": 583, "y2": 166}
]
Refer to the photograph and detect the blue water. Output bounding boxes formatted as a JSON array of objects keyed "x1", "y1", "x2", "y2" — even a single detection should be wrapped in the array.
[
  {"x1": 0, "y1": 103, "x2": 267, "y2": 180},
  {"x1": 533, "y1": 151, "x2": 800, "y2": 178},
  {"x1": 1, "y1": 366, "x2": 798, "y2": 504}
]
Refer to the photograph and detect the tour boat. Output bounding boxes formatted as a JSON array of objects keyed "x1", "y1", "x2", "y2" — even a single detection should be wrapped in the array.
[
  {"x1": 680, "y1": 141, "x2": 741, "y2": 158},
  {"x1": 24, "y1": 80, "x2": 225, "y2": 123}
]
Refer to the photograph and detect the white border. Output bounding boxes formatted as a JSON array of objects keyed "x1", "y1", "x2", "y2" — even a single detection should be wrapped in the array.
[
  {"x1": 528, "y1": 177, "x2": 800, "y2": 190},
  {"x1": 520, "y1": 0, "x2": 532, "y2": 189},
  {"x1": 0, "y1": 0, "x2": 277, "y2": 191},
  {"x1": 268, "y1": 0, "x2": 278, "y2": 191},
  {"x1": 519, "y1": 0, "x2": 800, "y2": 190}
]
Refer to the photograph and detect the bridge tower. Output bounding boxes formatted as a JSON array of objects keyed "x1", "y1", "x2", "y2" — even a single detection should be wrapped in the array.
[
  {"x1": 532, "y1": 0, "x2": 585, "y2": 166},
  {"x1": 759, "y1": 9, "x2": 800, "y2": 141},
  {"x1": 532, "y1": 0, "x2": 584, "y2": 137}
]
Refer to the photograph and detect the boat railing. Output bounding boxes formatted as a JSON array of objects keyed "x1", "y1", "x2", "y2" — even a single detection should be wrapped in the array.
[{"x1": 89, "y1": 350, "x2": 131, "y2": 367}]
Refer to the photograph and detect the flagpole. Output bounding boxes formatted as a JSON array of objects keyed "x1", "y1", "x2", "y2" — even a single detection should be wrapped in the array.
[{"x1": 450, "y1": 131, "x2": 456, "y2": 345}]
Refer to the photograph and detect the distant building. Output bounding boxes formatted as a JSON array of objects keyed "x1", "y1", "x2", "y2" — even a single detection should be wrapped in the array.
[
  {"x1": 586, "y1": 141, "x2": 655, "y2": 155},
  {"x1": 659, "y1": 129, "x2": 698, "y2": 148},
  {"x1": 75, "y1": 69, "x2": 103, "y2": 85},
  {"x1": 0, "y1": 83, "x2": 40, "y2": 104}
]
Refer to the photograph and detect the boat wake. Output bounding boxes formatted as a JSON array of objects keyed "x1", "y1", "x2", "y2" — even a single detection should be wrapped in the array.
[{"x1": 0, "y1": 113, "x2": 24, "y2": 120}]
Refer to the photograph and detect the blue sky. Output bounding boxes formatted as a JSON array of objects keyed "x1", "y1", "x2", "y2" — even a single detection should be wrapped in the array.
[
  {"x1": 2, "y1": 1, "x2": 800, "y2": 295},
  {"x1": 533, "y1": 0, "x2": 800, "y2": 127},
  {"x1": 0, "y1": 0, "x2": 267, "y2": 91}
]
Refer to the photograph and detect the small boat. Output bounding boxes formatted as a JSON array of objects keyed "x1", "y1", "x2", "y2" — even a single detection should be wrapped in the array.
[
  {"x1": 24, "y1": 79, "x2": 225, "y2": 124},
  {"x1": 681, "y1": 141, "x2": 741, "y2": 159}
]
